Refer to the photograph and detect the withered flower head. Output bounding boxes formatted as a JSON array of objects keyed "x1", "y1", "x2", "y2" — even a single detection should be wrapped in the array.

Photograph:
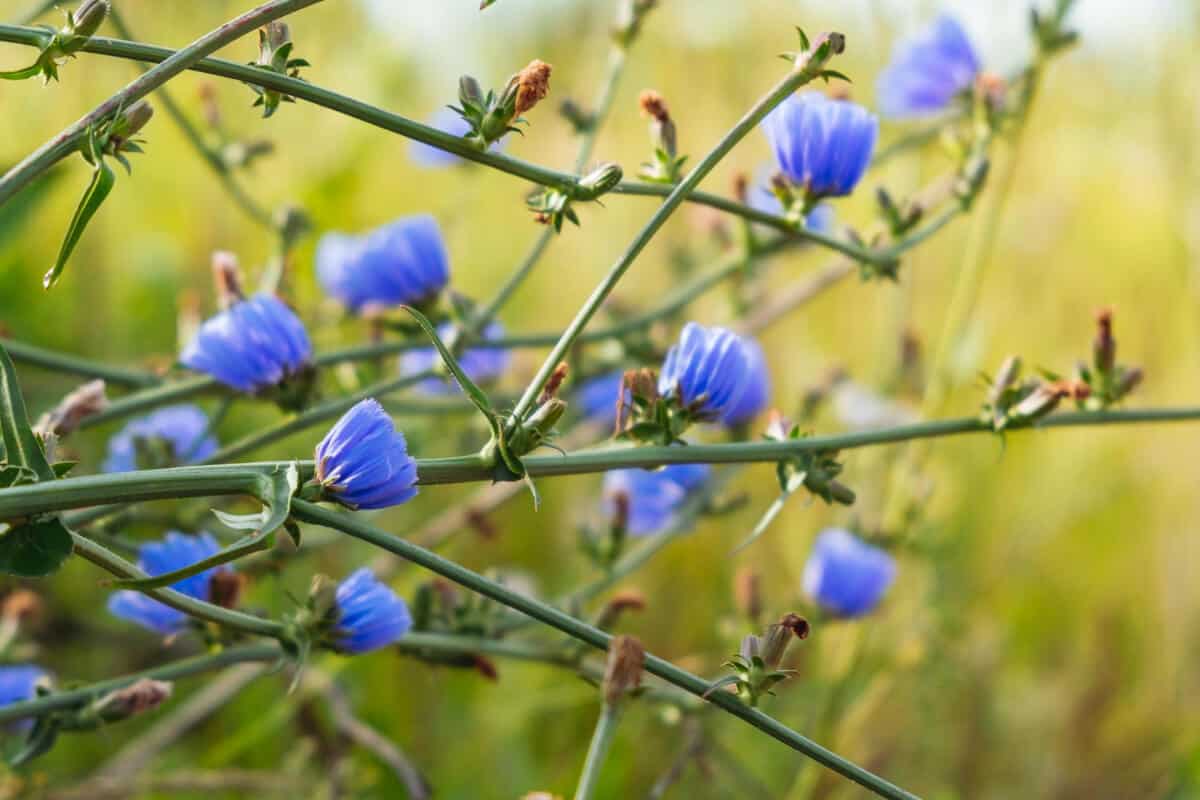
[
  {"x1": 34, "y1": 379, "x2": 108, "y2": 438},
  {"x1": 515, "y1": 60, "x2": 552, "y2": 115},
  {"x1": 539, "y1": 362, "x2": 570, "y2": 404},
  {"x1": 602, "y1": 634, "x2": 645, "y2": 705},
  {"x1": 638, "y1": 89, "x2": 670, "y2": 123},
  {"x1": 2, "y1": 590, "x2": 43, "y2": 625}
]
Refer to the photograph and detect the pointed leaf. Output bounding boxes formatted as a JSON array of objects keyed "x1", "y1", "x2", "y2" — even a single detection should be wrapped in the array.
[
  {"x1": 400, "y1": 305, "x2": 500, "y2": 435},
  {"x1": 44, "y1": 155, "x2": 115, "y2": 289},
  {"x1": 702, "y1": 674, "x2": 744, "y2": 700},
  {"x1": 0, "y1": 343, "x2": 55, "y2": 481},
  {"x1": 0, "y1": 63, "x2": 44, "y2": 81},
  {"x1": 0, "y1": 517, "x2": 73, "y2": 578}
]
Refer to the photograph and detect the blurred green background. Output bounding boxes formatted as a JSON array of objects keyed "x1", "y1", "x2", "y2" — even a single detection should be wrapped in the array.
[{"x1": 2, "y1": 0, "x2": 1199, "y2": 797}]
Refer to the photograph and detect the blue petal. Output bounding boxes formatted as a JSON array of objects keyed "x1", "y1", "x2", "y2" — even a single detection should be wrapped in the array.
[
  {"x1": 334, "y1": 568, "x2": 413, "y2": 653},
  {"x1": 802, "y1": 528, "x2": 897, "y2": 617},
  {"x1": 877, "y1": 14, "x2": 981, "y2": 118}
]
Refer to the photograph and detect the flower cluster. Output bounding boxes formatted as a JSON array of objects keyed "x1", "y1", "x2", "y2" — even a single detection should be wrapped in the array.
[{"x1": 108, "y1": 532, "x2": 232, "y2": 635}]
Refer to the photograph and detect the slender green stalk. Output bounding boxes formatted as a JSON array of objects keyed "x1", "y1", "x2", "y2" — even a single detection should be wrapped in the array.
[
  {"x1": 72, "y1": 532, "x2": 286, "y2": 638},
  {"x1": 574, "y1": 702, "x2": 622, "y2": 800},
  {"x1": 77, "y1": 376, "x2": 224, "y2": 430},
  {"x1": 5, "y1": 408, "x2": 1200, "y2": 520},
  {"x1": 106, "y1": 6, "x2": 276, "y2": 230},
  {"x1": 0, "y1": 26, "x2": 891, "y2": 266},
  {"x1": 0, "y1": 1, "x2": 325, "y2": 209},
  {"x1": 0, "y1": 642, "x2": 283, "y2": 725},
  {"x1": 0, "y1": 338, "x2": 161, "y2": 387},
  {"x1": 508, "y1": 59, "x2": 837, "y2": 425},
  {"x1": 291, "y1": 500, "x2": 915, "y2": 799}
]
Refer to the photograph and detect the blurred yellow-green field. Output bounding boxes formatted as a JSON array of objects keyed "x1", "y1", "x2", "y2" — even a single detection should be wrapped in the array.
[{"x1": 1, "y1": 0, "x2": 1199, "y2": 797}]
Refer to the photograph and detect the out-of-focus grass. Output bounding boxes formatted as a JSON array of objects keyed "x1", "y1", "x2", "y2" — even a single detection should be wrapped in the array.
[{"x1": 1, "y1": 1, "x2": 1198, "y2": 797}]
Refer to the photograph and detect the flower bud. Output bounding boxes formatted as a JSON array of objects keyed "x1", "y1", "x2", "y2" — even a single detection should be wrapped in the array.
[
  {"x1": 514, "y1": 59, "x2": 552, "y2": 115},
  {"x1": 34, "y1": 379, "x2": 108, "y2": 438},
  {"x1": 759, "y1": 613, "x2": 809, "y2": 669},
  {"x1": 307, "y1": 574, "x2": 339, "y2": 622},
  {"x1": 1116, "y1": 366, "x2": 1143, "y2": 399},
  {"x1": 264, "y1": 21, "x2": 290, "y2": 53},
  {"x1": 208, "y1": 571, "x2": 246, "y2": 611},
  {"x1": 525, "y1": 397, "x2": 567, "y2": 441},
  {"x1": 1010, "y1": 382, "x2": 1067, "y2": 421},
  {"x1": 89, "y1": 679, "x2": 172, "y2": 724},
  {"x1": 2, "y1": 590, "x2": 43, "y2": 627},
  {"x1": 70, "y1": 0, "x2": 110, "y2": 39},
  {"x1": 988, "y1": 355, "x2": 1022, "y2": 407},
  {"x1": 613, "y1": 0, "x2": 657, "y2": 47},
  {"x1": 120, "y1": 100, "x2": 155, "y2": 139},
  {"x1": 539, "y1": 362, "x2": 569, "y2": 404},
  {"x1": 1093, "y1": 307, "x2": 1115, "y2": 374},
  {"x1": 459, "y1": 75, "x2": 485, "y2": 108},
  {"x1": 595, "y1": 590, "x2": 646, "y2": 631},
  {"x1": 578, "y1": 161, "x2": 623, "y2": 200},
  {"x1": 211, "y1": 251, "x2": 245, "y2": 309},
  {"x1": 602, "y1": 634, "x2": 644, "y2": 705}
]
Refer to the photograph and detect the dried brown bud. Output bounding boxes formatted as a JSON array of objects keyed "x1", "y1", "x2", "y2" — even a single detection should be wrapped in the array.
[
  {"x1": 465, "y1": 508, "x2": 500, "y2": 540},
  {"x1": 539, "y1": 362, "x2": 569, "y2": 404},
  {"x1": 732, "y1": 172, "x2": 749, "y2": 204},
  {"x1": 2, "y1": 590, "x2": 43, "y2": 625},
  {"x1": 208, "y1": 571, "x2": 246, "y2": 611},
  {"x1": 638, "y1": 90, "x2": 670, "y2": 124},
  {"x1": 759, "y1": 612, "x2": 809, "y2": 668},
  {"x1": 616, "y1": 368, "x2": 659, "y2": 434},
  {"x1": 609, "y1": 489, "x2": 630, "y2": 533},
  {"x1": 95, "y1": 679, "x2": 173, "y2": 721},
  {"x1": 1093, "y1": 307, "x2": 1115, "y2": 373},
  {"x1": 473, "y1": 655, "x2": 499, "y2": 681},
  {"x1": 34, "y1": 379, "x2": 108, "y2": 438},
  {"x1": 211, "y1": 251, "x2": 245, "y2": 309},
  {"x1": 595, "y1": 589, "x2": 646, "y2": 630},
  {"x1": 1116, "y1": 366, "x2": 1144, "y2": 398},
  {"x1": 602, "y1": 634, "x2": 644, "y2": 705},
  {"x1": 515, "y1": 60, "x2": 552, "y2": 115},
  {"x1": 733, "y1": 566, "x2": 762, "y2": 623}
]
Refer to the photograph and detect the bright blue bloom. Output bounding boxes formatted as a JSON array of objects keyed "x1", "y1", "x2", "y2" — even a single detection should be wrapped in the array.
[
  {"x1": 316, "y1": 214, "x2": 451, "y2": 314},
  {"x1": 315, "y1": 398, "x2": 419, "y2": 510},
  {"x1": 108, "y1": 531, "x2": 230, "y2": 635},
  {"x1": 877, "y1": 14, "x2": 981, "y2": 118},
  {"x1": 102, "y1": 405, "x2": 218, "y2": 473},
  {"x1": 401, "y1": 321, "x2": 511, "y2": 395},
  {"x1": 721, "y1": 336, "x2": 770, "y2": 426},
  {"x1": 747, "y1": 171, "x2": 836, "y2": 235},
  {"x1": 761, "y1": 92, "x2": 878, "y2": 199},
  {"x1": 603, "y1": 463, "x2": 711, "y2": 536},
  {"x1": 0, "y1": 665, "x2": 47, "y2": 708},
  {"x1": 409, "y1": 107, "x2": 503, "y2": 168},
  {"x1": 574, "y1": 370, "x2": 626, "y2": 426},
  {"x1": 333, "y1": 568, "x2": 413, "y2": 653},
  {"x1": 181, "y1": 294, "x2": 312, "y2": 393},
  {"x1": 658, "y1": 323, "x2": 753, "y2": 420},
  {"x1": 802, "y1": 528, "x2": 897, "y2": 617}
]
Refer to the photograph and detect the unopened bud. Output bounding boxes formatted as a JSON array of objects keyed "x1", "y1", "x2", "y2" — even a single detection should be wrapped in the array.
[
  {"x1": 34, "y1": 379, "x2": 108, "y2": 438},
  {"x1": 602, "y1": 634, "x2": 644, "y2": 705},
  {"x1": 92, "y1": 679, "x2": 172, "y2": 723},
  {"x1": 733, "y1": 566, "x2": 762, "y2": 623},
  {"x1": 1116, "y1": 366, "x2": 1143, "y2": 398},
  {"x1": 211, "y1": 251, "x2": 245, "y2": 309},
  {"x1": 539, "y1": 362, "x2": 569, "y2": 404},
  {"x1": 765, "y1": 410, "x2": 794, "y2": 441},
  {"x1": 526, "y1": 398, "x2": 567, "y2": 440},
  {"x1": 1011, "y1": 382, "x2": 1066, "y2": 421},
  {"x1": 609, "y1": 489, "x2": 630, "y2": 534},
  {"x1": 120, "y1": 100, "x2": 155, "y2": 139},
  {"x1": 262, "y1": 21, "x2": 291, "y2": 57},
  {"x1": 459, "y1": 75, "x2": 484, "y2": 107},
  {"x1": 208, "y1": 571, "x2": 246, "y2": 611},
  {"x1": 70, "y1": 0, "x2": 110, "y2": 39},
  {"x1": 514, "y1": 60, "x2": 552, "y2": 116},
  {"x1": 595, "y1": 589, "x2": 645, "y2": 630},
  {"x1": 759, "y1": 613, "x2": 809, "y2": 669},
  {"x1": 989, "y1": 356, "x2": 1022, "y2": 406},
  {"x1": 1093, "y1": 307, "x2": 1115, "y2": 374},
  {"x1": 2, "y1": 590, "x2": 43, "y2": 626},
  {"x1": 578, "y1": 162, "x2": 623, "y2": 199}
]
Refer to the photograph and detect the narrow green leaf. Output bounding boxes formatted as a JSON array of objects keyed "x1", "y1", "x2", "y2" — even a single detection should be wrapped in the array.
[
  {"x1": 44, "y1": 157, "x2": 116, "y2": 290},
  {"x1": 0, "y1": 518, "x2": 73, "y2": 578},
  {"x1": 111, "y1": 464, "x2": 299, "y2": 590},
  {"x1": 0, "y1": 63, "x2": 44, "y2": 81},
  {"x1": 0, "y1": 342, "x2": 55, "y2": 482},
  {"x1": 400, "y1": 305, "x2": 499, "y2": 433}
]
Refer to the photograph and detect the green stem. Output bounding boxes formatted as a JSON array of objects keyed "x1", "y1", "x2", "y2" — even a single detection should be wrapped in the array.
[
  {"x1": 5, "y1": 408, "x2": 1200, "y2": 520},
  {"x1": 0, "y1": 338, "x2": 161, "y2": 388},
  {"x1": 0, "y1": 26, "x2": 890, "y2": 266},
  {"x1": 71, "y1": 532, "x2": 286, "y2": 639},
  {"x1": 0, "y1": 1, "x2": 325, "y2": 209},
  {"x1": 77, "y1": 376, "x2": 225, "y2": 430},
  {"x1": 106, "y1": 6, "x2": 276, "y2": 230},
  {"x1": 0, "y1": 642, "x2": 283, "y2": 725},
  {"x1": 574, "y1": 702, "x2": 622, "y2": 800},
  {"x1": 508, "y1": 59, "x2": 836, "y2": 424},
  {"x1": 290, "y1": 500, "x2": 915, "y2": 799}
]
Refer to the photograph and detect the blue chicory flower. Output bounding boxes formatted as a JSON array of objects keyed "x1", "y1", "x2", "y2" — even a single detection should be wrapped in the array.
[
  {"x1": 102, "y1": 405, "x2": 218, "y2": 473},
  {"x1": 0, "y1": 665, "x2": 47, "y2": 709},
  {"x1": 316, "y1": 214, "x2": 451, "y2": 314},
  {"x1": 409, "y1": 107, "x2": 504, "y2": 168},
  {"x1": 802, "y1": 528, "x2": 897, "y2": 617},
  {"x1": 574, "y1": 370, "x2": 627, "y2": 426},
  {"x1": 180, "y1": 294, "x2": 312, "y2": 393},
  {"x1": 333, "y1": 568, "x2": 413, "y2": 653},
  {"x1": 721, "y1": 336, "x2": 771, "y2": 426},
  {"x1": 400, "y1": 321, "x2": 511, "y2": 395},
  {"x1": 761, "y1": 92, "x2": 878, "y2": 200},
  {"x1": 658, "y1": 322, "x2": 753, "y2": 420},
  {"x1": 108, "y1": 531, "x2": 230, "y2": 635},
  {"x1": 876, "y1": 14, "x2": 981, "y2": 119},
  {"x1": 315, "y1": 398, "x2": 419, "y2": 510},
  {"x1": 603, "y1": 462, "x2": 711, "y2": 536}
]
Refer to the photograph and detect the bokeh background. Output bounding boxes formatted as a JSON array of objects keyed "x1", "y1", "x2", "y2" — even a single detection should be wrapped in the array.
[{"x1": 2, "y1": 0, "x2": 1199, "y2": 797}]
